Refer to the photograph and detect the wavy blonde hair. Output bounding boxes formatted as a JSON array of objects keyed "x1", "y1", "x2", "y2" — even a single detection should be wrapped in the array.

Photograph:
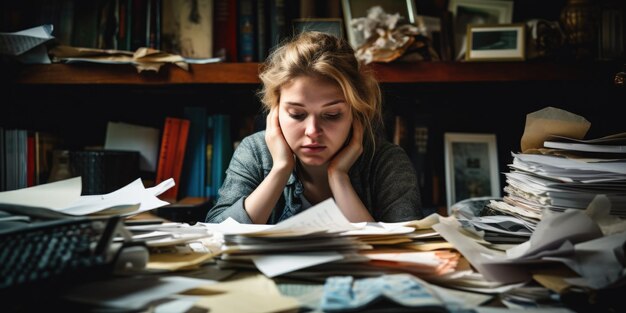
[{"x1": 258, "y1": 31, "x2": 383, "y2": 147}]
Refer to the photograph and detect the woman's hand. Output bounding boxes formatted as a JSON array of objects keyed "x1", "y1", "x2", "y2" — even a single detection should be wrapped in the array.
[
  {"x1": 328, "y1": 118, "x2": 364, "y2": 178},
  {"x1": 265, "y1": 107, "x2": 295, "y2": 173}
]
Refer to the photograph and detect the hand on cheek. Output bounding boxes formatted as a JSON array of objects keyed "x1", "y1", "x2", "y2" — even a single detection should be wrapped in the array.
[
  {"x1": 328, "y1": 118, "x2": 364, "y2": 176},
  {"x1": 265, "y1": 107, "x2": 295, "y2": 172}
]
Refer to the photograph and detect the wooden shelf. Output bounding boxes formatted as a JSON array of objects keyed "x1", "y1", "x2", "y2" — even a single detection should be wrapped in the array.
[{"x1": 13, "y1": 61, "x2": 616, "y2": 85}]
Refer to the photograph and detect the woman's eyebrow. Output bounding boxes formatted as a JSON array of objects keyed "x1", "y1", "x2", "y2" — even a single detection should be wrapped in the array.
[{"x1": 283, "y1": 100, "x2": 345, "y2": 107}]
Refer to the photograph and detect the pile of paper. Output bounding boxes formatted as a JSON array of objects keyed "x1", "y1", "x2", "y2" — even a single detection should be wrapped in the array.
[{"x1": 0, "y1": 176, "x2": 173, "y2": 217}]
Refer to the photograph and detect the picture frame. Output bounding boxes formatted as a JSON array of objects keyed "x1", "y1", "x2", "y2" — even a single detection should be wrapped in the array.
[
  {"x1": 341, "y1": 0, "x2": 419, "y2": 49},
  {"x1": 466, "y1": 23, "x2": 526, "y2": 61},
  {"x1": 448, "y1": 0, "x2": 513, "y2": 60},
  {"x1": 292, "y1": 18, "x2": 344, "y2": 39},
  {"x1": 444, "y1": 133, "x2": 500, "y2": 211}
]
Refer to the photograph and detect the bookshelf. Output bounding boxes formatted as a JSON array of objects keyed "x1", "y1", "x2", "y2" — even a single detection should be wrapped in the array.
[{"x1": 13, "y1": 61, "x2": 618, "y2": 85}]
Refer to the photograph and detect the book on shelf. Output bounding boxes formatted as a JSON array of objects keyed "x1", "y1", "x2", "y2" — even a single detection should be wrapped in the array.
[
  {"x1": 237, "y1": 0, "x2": 256, "y2": 62},
  {"x1": 181, "y1": 106, "x2": 208, "y2": 198},
  {"x1": 155, "y1": 117, "x2": 190, "y2": 201},
  {"x1": 213, "y1": 0, "x2": 238, "y2": 61}
]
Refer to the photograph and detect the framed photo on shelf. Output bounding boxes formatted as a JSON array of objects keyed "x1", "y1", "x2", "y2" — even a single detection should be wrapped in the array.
[
  {"x1": 341, "y1": 0, "x2": 419, "y2": 49},
  {"x1": 444, "y1": 133, "x2": 500, "y2": 211},
  {"x1": 448, "y1": 0, "x2": 513, "y2": 60},
  {"x1": 293, "y1": 18, "x2": 344, "y2": 39},
  {"x1": 466, "y1": 23, "x2": 526, "y2": 61}
]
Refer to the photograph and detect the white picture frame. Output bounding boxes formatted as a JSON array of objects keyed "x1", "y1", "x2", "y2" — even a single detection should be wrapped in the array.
[
  {"x1": 341, "y1": 0, "x2": 419, "y2": 49},
  {"x1": 466, "y1": 23, "x2": 526, "y2": 61},
  {"x1": 444, "y1": 133, "x2": 500, "y2": 212},
  {"x1": 448, "y1": 0, "x2": 513, "y2": 60}
]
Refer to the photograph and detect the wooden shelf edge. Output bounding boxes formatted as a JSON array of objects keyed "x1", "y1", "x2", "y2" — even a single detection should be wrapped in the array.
[
  {"x1": 12, "y1": 61, "x2": 615, "y2": 85},
  {"x1": 15, "y1": 63, "x2": 262, "y2": 85}
]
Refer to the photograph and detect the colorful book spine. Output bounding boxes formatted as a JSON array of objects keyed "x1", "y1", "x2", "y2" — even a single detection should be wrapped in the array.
[{"x1": 213, "y1": 0, "x2": 238, "y2": 61}]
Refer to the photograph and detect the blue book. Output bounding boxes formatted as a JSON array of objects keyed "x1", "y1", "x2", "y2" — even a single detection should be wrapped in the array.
[
  {"x1": 209, "y1": 114, "x2": 232, "y2": 200},
  {"x1": 181, "y1": 106, "x2": 208, "y2": 197}
]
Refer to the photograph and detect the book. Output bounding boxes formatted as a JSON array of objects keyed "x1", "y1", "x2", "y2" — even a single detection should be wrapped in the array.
[
  {"x1": 156, "y1": 117, "x2": 190, "y2": 201},
  {"x1": 181, "y1": 106, "x2": 208, "y2": 198},
  {"x1": 213, "y1": 0, "x2": 238, "y2": 61},
  {"x1": 237, "y1": 0, "x2": 256, "y2": 62}
]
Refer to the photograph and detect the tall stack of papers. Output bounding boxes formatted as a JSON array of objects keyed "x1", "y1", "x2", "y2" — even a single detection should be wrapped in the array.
[{"x1": 488, "y1": 133, "x2": 626, "y2": 222}]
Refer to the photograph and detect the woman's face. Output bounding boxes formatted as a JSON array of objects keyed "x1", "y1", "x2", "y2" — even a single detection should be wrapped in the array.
[{"x1": 278, "y1": 75, "x2": 352, "y2": 167}]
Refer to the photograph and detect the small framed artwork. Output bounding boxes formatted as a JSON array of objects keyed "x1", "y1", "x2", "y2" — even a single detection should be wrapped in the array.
[
  {"x1": 341, "y1": 0, "x2": 419, "y2": 49},
  {"x1": 466, "y1": 23, "x2": 526, "y2": 61},
  {"x1": 444, "y1": 133, "x2": 500, "y2": 211},
  {"x1": 293, "y1": 18, "x2": 344, "y2": 39},
  {"x1": 448, "y1": 0, "x2": 513, "y2": 60}
]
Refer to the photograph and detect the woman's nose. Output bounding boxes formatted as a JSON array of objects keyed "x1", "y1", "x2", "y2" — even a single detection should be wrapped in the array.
[{"x1": 305, "y1": 117, "x2": 322, "y2": 138}]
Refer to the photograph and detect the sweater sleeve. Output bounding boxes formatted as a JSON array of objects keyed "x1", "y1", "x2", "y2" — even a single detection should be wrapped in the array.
[
  {"x1": 204, "y1": 132, "x2": 269, "y2": 223},
  {"x1": 371, "y1": 142, "x2": 423, "y2": 222}
]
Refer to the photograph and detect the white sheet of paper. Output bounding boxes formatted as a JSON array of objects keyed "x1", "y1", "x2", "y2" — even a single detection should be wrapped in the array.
[
  {"x1": 202, "y1": 198, "x2": 358, "y2": 237},
  {"x1": 506, "y1": 209, "x2": 602, "y2": 260},
  {"x1": 547, "y1": 231, "x2": 626, "y2": 289},
  {"x1": 64, "y1": 276, "x2": 216, "y2": 310},
  {"x1": 0, "y1": 24, "x2": 54, "y2": 55},
  {"x1": 251, "y1": 252, "x2": 344, "y2": 277},
  {"x1": 0, "y1": 176, "x2": 81, "y2": 209},
  {"x1": 105, "y1": 121, "x2": 160, "y2": 172},
  {"x1": 59, "y1": 178, "x2": 169, "y2": 215}
]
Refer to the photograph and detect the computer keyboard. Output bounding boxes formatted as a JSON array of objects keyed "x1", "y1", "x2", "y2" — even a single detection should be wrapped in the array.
[{"x1": 0, "y1": 213, "x2": 121, "y2": 294}]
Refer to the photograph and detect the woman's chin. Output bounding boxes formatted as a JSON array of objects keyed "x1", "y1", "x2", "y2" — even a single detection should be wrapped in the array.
[{"x1": 297, "y1": 155, "x2": 329, "y2": 167}]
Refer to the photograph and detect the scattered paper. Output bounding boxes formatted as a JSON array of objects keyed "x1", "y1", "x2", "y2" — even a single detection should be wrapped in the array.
[
  {"x1": 49, "y1": 45, "x2": 189, "y2": 73},
  {"x1": 0, "y1": 24, "x2": 54, "y2": 63}
]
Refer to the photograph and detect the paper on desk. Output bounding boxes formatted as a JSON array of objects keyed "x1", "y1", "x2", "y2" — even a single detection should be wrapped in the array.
[
  {"x1": 189, "y1": 273, "x2": 300, "y2": 313},
  {"x1": 0, "y1": 176, "x2": 173, "y2": 216},
  {"x1": 63, "y1": 275, "x2": 216, "y2": 310},
  {"x1": 59, "y1": 178, "x2": 172, "y2": 216},
  {"x1": 251, "y1": 252, "x2": 344, "y2": 277},
  {"x1": 505, "y1": 208, "x2": 602, "y2": 260},
  {"x1": 0, "y1": 176, "x2": 81, "y2": 209},
  {"x1": 204, "y1": 198, "x2": 359, "y2": 237},
  {"x1": 520, "y1": 106, "x2": 590, "y2": 153},
  {"x1": 0, "y1": 24, "x2": 54, "y2": 63}
]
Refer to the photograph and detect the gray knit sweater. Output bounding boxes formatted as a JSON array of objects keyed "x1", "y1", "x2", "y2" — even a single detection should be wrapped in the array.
[{"x1": 205, "y1": 131, "x2": 423, "y2": 224}]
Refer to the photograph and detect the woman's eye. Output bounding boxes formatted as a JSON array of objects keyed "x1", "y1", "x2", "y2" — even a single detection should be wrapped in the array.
[
  {"x1": 289, "y1": 113, "x2": 306, "y2": 120},
  {"x1": 324, "y1": 113, "x2": 342, "y2": 120}
]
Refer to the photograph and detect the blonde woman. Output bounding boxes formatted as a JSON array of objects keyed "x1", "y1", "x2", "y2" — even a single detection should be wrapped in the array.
[{"x1": 206, "y1": 32, "x2": 422, "y2": 224}]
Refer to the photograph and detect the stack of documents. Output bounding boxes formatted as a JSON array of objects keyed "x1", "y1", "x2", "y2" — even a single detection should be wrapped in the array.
[
  {"x1": 201, "y1": 199, "x2": 463, "y2": 282},
  {"x1": 488, "y1": 151, "x2": 626, "y2": 221}
]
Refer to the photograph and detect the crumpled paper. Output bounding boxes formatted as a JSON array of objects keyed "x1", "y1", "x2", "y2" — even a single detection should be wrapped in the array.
[
  {"x1": 351, "y1": 6, "x2": 424, "y2": 64},
  {"x1": 520, "y1": 106, "x2": 590, "y2": 153},
  {"x1": 49, "y1": 45, "x2": 188, "y2": 73}
]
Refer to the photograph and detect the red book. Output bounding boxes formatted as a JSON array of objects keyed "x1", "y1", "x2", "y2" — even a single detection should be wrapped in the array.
[
  {"x1": 157, "y1": 117, "x2": 190, "y2": 201},
  {"x1": 156, "y1": 117, "x2": 179, "y2": 189},
  {"x1": 26, "y1": 133, "x2": 35, "y2": 186},
  {"x1": 213, "y1": 0, "x2": 238, "y2": 61}
]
